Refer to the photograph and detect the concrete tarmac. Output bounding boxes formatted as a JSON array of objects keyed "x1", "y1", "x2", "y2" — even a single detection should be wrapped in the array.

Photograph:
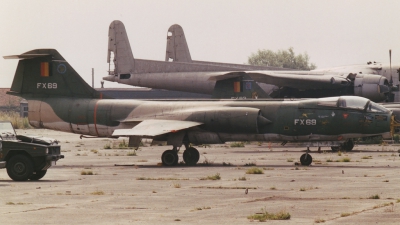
[{"x1": 1, "y1": 129, "x2": 400, "y2": 224}]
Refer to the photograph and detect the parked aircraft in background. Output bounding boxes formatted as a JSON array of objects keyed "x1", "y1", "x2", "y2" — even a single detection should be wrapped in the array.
[
  {"x1": 104, "y1": 21, "x2": 399, "y2": 102},
  {"x1": 4, "y1": 49, "x2": 395, "y2": 166}
]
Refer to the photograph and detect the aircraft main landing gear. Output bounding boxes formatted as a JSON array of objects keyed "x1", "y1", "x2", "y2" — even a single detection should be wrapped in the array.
[
  {"x1": 183, "y1": 147, "x2": 200, "y2": 166},
  {"x1": 161, "y1": 149, "x2": 179, "y2": 166},
  {"x1": 331, "y1": 139, "x2": 354, "y2": 152},
  {"x1": 300, "y1": 147, "x2": 313, "y2": 166}
]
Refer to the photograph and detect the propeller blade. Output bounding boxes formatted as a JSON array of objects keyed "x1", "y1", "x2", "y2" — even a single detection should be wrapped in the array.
[{"x1": 379, "y1": 84, "x2": 390, "y2": 93}]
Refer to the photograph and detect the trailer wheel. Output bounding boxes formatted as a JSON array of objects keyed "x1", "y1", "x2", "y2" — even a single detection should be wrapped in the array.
[{"x1": 6, "y1": 155, "x2": 34, "y2": 181}]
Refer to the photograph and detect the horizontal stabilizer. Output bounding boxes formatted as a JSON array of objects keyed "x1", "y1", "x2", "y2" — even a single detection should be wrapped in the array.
[
  {"x1": 112, "y1": 119, "x2": 202, "y2": 137},
  {"x1": 3, "y1": 54, "x2": 50, "y2": 59}
]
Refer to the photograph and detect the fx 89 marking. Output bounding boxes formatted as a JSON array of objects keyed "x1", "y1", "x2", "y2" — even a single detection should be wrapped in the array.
[
  {"x1": 37, "y1": 83, "x2": 58, "y2": 89},
  {"x1": 294, "y1": 119, "x2": 317, "y2": 125}
]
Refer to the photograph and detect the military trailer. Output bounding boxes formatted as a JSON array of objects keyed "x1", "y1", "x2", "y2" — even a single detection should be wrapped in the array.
[{"x1": 0, "y1": 121, "x2": 64, "y2": 181}]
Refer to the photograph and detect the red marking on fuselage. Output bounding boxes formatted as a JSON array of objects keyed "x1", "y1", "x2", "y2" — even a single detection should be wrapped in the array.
[{"x1": 94, "y1": 101, "x2": 99, "y2": 136}]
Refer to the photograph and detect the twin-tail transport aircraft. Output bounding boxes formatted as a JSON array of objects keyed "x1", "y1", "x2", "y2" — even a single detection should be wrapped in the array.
[
  {"x1": 4, "y1": 49, "x2": 396, "y2": 166},
  {"x1": 104, "y1": 20, "x2": 399, "y2": 102}
]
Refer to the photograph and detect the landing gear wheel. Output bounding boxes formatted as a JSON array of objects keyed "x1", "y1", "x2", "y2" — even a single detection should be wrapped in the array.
[
  {"x1": 6, "y1": 155, "x2": 34, "y2": 181},
  {"x1": 183, "y1": 147, "x2": 200, "y2": 166},
  {"x1": 30, "y1": 170, "x2": 47, "y2": 181},
  {"x1": 342, "y1": 139, "x2": 354, "y2": 152},
  {"x1": 331, "y1": 139, "x2": 354, "y2": 152},
  {"x1": 300, "y1": 153, "x2": 312, "y2": 166},
  {"x1": 161, "y1": 150, "x2": 179, "y2": 166},
  {"x1": 331, "y1": 146, "x2": 340, "y2": 152}
]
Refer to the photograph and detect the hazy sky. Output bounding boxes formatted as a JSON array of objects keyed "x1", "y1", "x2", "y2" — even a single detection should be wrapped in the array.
[{"x1": 1, "y1": 0, "x2": 400, "y2": 88}]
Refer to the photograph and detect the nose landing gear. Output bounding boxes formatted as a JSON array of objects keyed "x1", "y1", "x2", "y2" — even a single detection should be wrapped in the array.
[{"x1": 300, "y1": 147, "x2": 313, "y2": 166}]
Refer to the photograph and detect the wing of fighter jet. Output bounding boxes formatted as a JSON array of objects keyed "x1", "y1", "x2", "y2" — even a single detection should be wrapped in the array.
[
  {"x1": 104, "y1": 21, "x2": 396, "y2": 102},
  {"x1": 113, "y1": 119, "x2": 202, "y2": 137}
]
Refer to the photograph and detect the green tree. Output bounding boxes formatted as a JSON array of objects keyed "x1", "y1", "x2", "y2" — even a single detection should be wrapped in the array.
[{"x1": 248, "y1": 47, "x2": 316, "y2": 70}]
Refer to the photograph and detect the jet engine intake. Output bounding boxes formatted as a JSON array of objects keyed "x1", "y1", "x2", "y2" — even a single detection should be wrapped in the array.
[
  {"x1": 189, "y1": 107, "x2": 271, "y2": 134},
  {"x1": 354, "y1": 74, "x2": 389, "y2": 102}
]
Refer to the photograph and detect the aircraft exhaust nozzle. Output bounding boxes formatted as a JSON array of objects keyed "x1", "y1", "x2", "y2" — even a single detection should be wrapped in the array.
[{"x1": 257, "y1": 115, "x2": 272, "y2": 127}]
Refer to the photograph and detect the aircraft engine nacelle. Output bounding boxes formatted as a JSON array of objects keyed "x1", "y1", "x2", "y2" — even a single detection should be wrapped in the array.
[
  {"x1": 354, "y1": 74, "x2": 389, "y2": 102},
  {"x1": 189, "y1": 107, "x2": 271, "y2": 134}
]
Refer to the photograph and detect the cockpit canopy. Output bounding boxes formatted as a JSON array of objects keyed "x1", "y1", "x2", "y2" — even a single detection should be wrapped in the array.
[{"x1": 317, "y1": 96, "x2": 389, "y2": 113}]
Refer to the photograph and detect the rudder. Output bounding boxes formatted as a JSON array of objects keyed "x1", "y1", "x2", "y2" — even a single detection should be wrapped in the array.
[
  {"x1": 165, "y1": 24, "x2": 192, "y2": 62},
  {"x1": 108, "y1": 20, "x2": 135, "y2": 76}
]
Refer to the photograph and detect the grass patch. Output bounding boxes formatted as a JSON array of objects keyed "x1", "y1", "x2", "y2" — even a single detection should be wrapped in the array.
[
  {"x1": 238, "y1": 176, "x2": 247, "y2": 181},
  {"x1": 270, "y1": 186, "x2": 276, "y2": 190},
  {"x1": 247, "y1": 208, "x2": 290, "y2": 221},
  {"x1": 90, "y1": 149, "x2": 98, "y2": 154},
  {"x1": 362, "y1": 156, "x2": 373, "y2": 159},
  {"x1": 194, "y1": 206, "x2": 211, "y2": 210},
  {"x1": 136, "y1": 177, "x2": 188, "y2": 180},
  {"x1": 173, "y1": 182, "x2": 181, "y2": 188},
  {"x1": 200, "y1": 157, "x2": 214, "y2": 166},
  {"x1": 222, "y1": 162, "x2": 232, "y2": 166},
  {"x1": 0, "y1": 111, "x2": 32, "y2": 129},
  {"x1": 287, "y1": 158, "x2": 294, "y2": 162},
  {"x1": 90, "y1": 191, "x2": 104, "y2": 195},
  {"x1": 244, "y1": 162, "x2": 256, "y2": 166},
  {"x1": 81, "y1": 170, "x2": 94, "y2": 175},
  {"x1": 337, "y1": 157, "x2": 351, "y2": 162},
  {"x1": 230, "y1": 142, "x2": 245, "y2": 147},
  {"x1": 246, "y1": 167, "x2": 264, "y2": 174},
  {"x1": 126, "y1": 151, "x2": 137, "y2": 156},
  {"x1": 340, "y1": 212, "x2": 351, "y2": 217},
  {"x1": 6, "y1": 202, "x2": 29, "y2": 205},
  {"x1": 192, "y1": 186, "x2": 257, "y2": 190},
  {"x1": 315, "y1": 218, "x2": 326, "y2": 223},
  {"x1": 103, "y1": 142, "x2": 112, "y2": 149},
  {"x1": 118, "y1": 139, "x2": 129, "y2": 149},
  {"x1": 368, "y1": 194, "x2": 380, "y2": 199},
  {"x1": 200, "y1": 173, "x2": 221, "y2": 180}
]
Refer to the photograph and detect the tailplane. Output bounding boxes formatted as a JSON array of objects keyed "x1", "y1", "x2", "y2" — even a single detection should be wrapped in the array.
[
  {"x1": 165, "y1": 24, "x2": 192, "y2": 62},
  {"x1": 4, "y1": 49, "x2": 104, "y2": 99}
]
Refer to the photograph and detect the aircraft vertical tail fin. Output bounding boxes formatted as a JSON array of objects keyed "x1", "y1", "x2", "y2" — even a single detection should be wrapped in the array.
[
  {"x1": 4, "y1": 49, "x2": 105, "y2": 99},
  {"x1": 165, "y1": 24, "x2": 192, "y2": 62},
  {"x1": 108, "y1": 20, "x2": 135, "y2": 76}
]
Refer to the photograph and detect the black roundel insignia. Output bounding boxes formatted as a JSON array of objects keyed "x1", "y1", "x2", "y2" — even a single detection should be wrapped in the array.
[{"x1": 57, "y1": 64, "x2": 67, "y2": 74}]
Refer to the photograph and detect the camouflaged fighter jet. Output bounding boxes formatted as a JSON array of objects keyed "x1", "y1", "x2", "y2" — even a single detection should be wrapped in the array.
[
  {"x1": 104, "y1": 21, "x2": 398, "y2": 102},
  {"x1": 4, "y1": 49, "x2": 395, "y2": 166}
]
